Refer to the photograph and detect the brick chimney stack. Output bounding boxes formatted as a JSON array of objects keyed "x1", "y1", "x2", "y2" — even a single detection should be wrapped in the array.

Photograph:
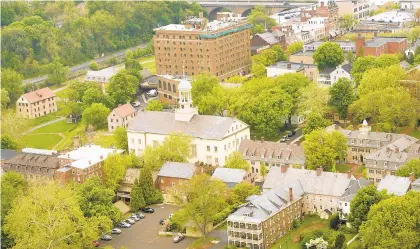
[
  {"x1": 281, "y1": 164, "x2": 288, "y2": 173},
  {"x1": 289, "y1": 187, "x2": 293, "y2": 202},
  {"x1": 316, "y1": 167, "x2": 323, "y2": 176}
]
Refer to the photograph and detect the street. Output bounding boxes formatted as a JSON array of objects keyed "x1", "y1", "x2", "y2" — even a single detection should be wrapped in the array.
[{"x1": 100, "y1": 204, "x2": 193, "y2": 249}]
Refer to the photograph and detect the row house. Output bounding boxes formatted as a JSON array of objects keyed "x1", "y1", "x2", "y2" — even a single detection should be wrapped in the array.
[
  {"x1": 336, "y1": 0, "x2": 371, "y2": 20},
  {"x1": 107, "y1": 103, "x2": 137, "y2": 132},
  {"x1": 16, "y1": 87, "x2": 57, "y2": 119},
  {"x1": 238, "y1": 139, "x2": 306, "y2": 177}
]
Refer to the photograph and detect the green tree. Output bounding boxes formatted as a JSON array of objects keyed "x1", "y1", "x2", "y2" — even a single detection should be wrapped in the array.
[
  {"x1": 4, "y1": 182, "x2": 108, "y2": 249},
  {"x1": 1, "y1": 135, "x2": 20, "y2": 150},
  {"x1": 113, "y1": 127, "x2": 128, "y2": 151},
  {"x1": 230, "y1": 182, "x2": 260, "y2": 205},
  {"x1": 334, "y1": 233, "x2": 346, "y2": 249},
  {"x1": 125, "y1": 59, "x2": 143, "y2": 81},
  {"x1": 303, "y1": 130, "x2": 347, "y2": 171},
  {"x1": 89, "y1": 61, "x2": 99, "y2": 70},
  {"x1": 146, "y1": 99, "x2": 164, "y2": 111},
  {"x1": 82, "y1": 87, "x2": 114, "y2": 109},
  {"x1": 103, "y1": 154, "x2": 131, "y2": 191},
  {"x1": 358, "y1": 65, "x2": 405, "y2": 96},
  {"x1": 286, "y1": 41, "x2": 303, "y2": 55},
  {"x1": 45, "y1": 59, "x2": 69, "y2": 86},
  {"x1": 251, "y1": 62, "x2": 267, "y2": 77},
  {"x1": 359, "y1": 191, "x2": 420, "y2": 249},
  {"x1": 260, "y1": 162, "x2": 268, "y2": 179},
  {"x1": 1, "y1": 69, "x2": 23, "y2": 107},
  {"x1": 191, "y1": 73, "x2": 219, "y2": 106},
  {"x1": 172, "y1": 174, "x2": 227, "y2": 240},
  {"x1": 340, "y1": 14, "x2": 357, "y2": 30},
  {"x1": 298, "y1": 84, "x2": 330, "y2": 118},
  {"x1": 67, "y1": 81, "x2": 101, "y2": 103},
  {"x1": 1, "y1": 88, "x2": 11, "y2": 109},
  {"x1": 313, "y1": 42, "x2": 344, "y2": 70},
  {"x1": 396, "y1": 158, "x2": 420, "y2": 179},
  {"x1": 82, "y1": 103, "x2": 110, "y2": 129},
  {"x1": 345, "y1": 51, "x2": 355, "y2": 64},
  {"x1": 139, "y1": 167, "x2": 162, "y2": 205},
  {"x1": 225, "y1": 152, "x2": 250, "y2": 172},
  {"x1": 348, "y1": 185, "x2": 389, "y2": 231},
  {"x1": 76, "y1": 177, "x2": 122, "y2": 223},
  {"x1": 108, "y1": 70, "x2": 138, "y2": 105},
  {"x1": 130, "y1": 178, "x2": 146, "y2": 211},
  {"x1": 302, "y1": 112, "x2": 332, "y2": 135},
  {"x1": 329, "y1": 78, "x2": 355, "y2": 124},
  {"x1": 143, "y1": 133, "x2": 192, "y2": 170},
  {"x1": 351, "y1": 54, "x2": 399, "y2": 85},
  {"x1": 197, "y1": 85, "x2": 229, "y2": 116},
  {"x1": 247, "y1": 6, "x2": 277, "y2": 34}
]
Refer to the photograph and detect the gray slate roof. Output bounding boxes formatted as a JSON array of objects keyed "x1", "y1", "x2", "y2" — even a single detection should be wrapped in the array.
[
  {"x1": 128, "y1": 111, "x2": 246, "y2": 140},
  {"x1": 255, "y1": 32, "x2": 280, "y2": 45},
  {"x1": 377, "y1": 175, "x2": 411, "y2": 196},
  {"x1": 1, "y1": 149, "x2": 18, "y2": 161},
  {"x1": 211, "y1": 168, "x2": 246, "y2": 184},
  {"x1": 158, "y1": 162, "x2": 195, "y2": 179},
  {"x1": 263, "y1": 167, "x2": 353, "y2": 197},
  {"x1": 342, "y1": 64, "x2": 352, "y2": 74},
  {"x1": 229, "y1": 180, "x2": 305, "y2": 222},
  {"x1": 339, "y1": 178, "x2": 373, "y2": 202}
]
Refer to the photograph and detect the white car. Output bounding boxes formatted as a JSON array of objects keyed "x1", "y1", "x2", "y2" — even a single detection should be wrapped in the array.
[
  {"x1": 111, "y1": 228, "x2": 121, "y2": 234},
  {"x1": 131, "y1": 101, "x2": 141, "y2": 107},
  {"x1": 146, "y1": 89, "x2": 157, "y2": 97}
]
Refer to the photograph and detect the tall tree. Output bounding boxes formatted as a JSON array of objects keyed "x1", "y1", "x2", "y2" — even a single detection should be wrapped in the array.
[
  {"x1": 298, "y1": 84, "x2": 330, "y2": 118},
  {"x1": 225, "y1": 152, "x2": 250, "y2": 172},
  {"x1": 359, "y1": 191, "x2": 420, "y2": 249},
  {"x1": 130, "y1": 178, "x2": 146, "y2": 212},
  {"x1": 286, "y1": 41, "x2": 303, "y2": 55},
  {"x1": 260, "y1": 162, "x2": 268, "y2": 180},
  {"x1": 303, "y1": 130, "x2": 347, "y2": 172},
  {"x1": 396, "y1": 158, "x2": 420, "y2": 179},
  {"x1": 139, "y1": 167, "x2": 162, "y2": 205},
  {"x1": 340, "y1": 14, "x2": 357, "y2": 30},
  {"x1": 247, "y1": 6, "x2": 276, "y2": 34},
  {"x1": 103, "y1": 154, "x2": 131, "y2": 191},
  {"x1": 357, "y1": 65, "x2": 405, "y2": 96},
  {"x1": 82, "y1": 103, "x2": 110, "y2": 129},
  {"x1": 113, "y1": 127, "x2": 128, "y2": 151},
  {"x1": 197, "y1": 85, "x2": 229, "y2": 116},
  {"x1": 108, "y1": 70, "x2": 138, "y2": 105},
  {"x1": 172, "y1": 174, "x2": 227, "y2": 240},
  {"x1": 191, "y1": 73, "x2": 219, "y2": 106},
  {"x1": 82, "y1": 87, "x2": 114, "y2": 109},
  {"x1": 348, "y1": 185, "x2": 389, "y2": 231},
  {"x1": 1, "y1": 69, "x2": 23, "y2": 107},
  {"x1": 313, "y1": 42, "x2": 344, "y2": 70},
  {"x1": 1, "y1": 88, "x2": 11, "y2": 109},
  {"x1": 145, "y1": 99, "x2": 164, "y2": 111},
  {"x1": 329, "y1": 78, "x2": 355, "y2": 124},
  {"x1": 4, "y1": 182, "x2": 109, "y2": 249},
  {"x1": 45, "y1": 59, "x2": 69, "y2": 86},
  {"x1": 230, "y1": 182, "x2": 260, "y2": 205},
  {"x1": 302, "y1": 112, "x2": 332, "y2": 135},
  {"x1": 76, "y1": 177, "x2": 122, "y2": 223}
]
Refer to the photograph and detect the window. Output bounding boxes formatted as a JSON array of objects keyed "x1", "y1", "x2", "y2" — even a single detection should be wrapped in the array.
[
  {"x1": 191, "y1": 145, "x2": 197, "y2": 157},
  {"x1": 215, "y1": 158, "x2": 219, "y2": 164},
  {"x1": 207, "y1": 146, "x2": 210, "y2": 152},
  {"x1": 131, "y1": 139, "x2": 134, "y2": 144},
  {"x1": 138, "y1": 139, "x2": 141, "y2": 144},
  {"x1": 214, "y1": 146, "x2": 218, "y2": 153}
]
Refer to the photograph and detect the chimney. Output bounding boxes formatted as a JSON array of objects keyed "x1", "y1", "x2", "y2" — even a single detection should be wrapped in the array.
[
  {"x1": 281, "y1": 164, "x2": 288, "y2": 173},
  {"x1": 316, "y1": 167, "x2": 323, "y2": 176},
  {"x1": 287, "y1": 63, "x2": 292, "y2": 69},
  {"x1": 100, "y1": 155, "x2": 103, "y2": 160},
  {"x1": 320, "y1": 1, "x2": 324, "y2": 7},
  {"x1": 261, "y1": 137, "x2": 264, "y2": 143},
  {"x1": 199, "y1": 12, "x2": 203, "y2": 19},
  {"x1": 289, "y1": 187, "x2": 293, "y2": 202},
  {"x1": 409, "y1": 172, "x2": 415, "y2": 182},
  {"x1": 395, "y1": 147, "x2": 399, "y2": 153},
  {"x1": 254, "y1": 136, "x2": 256, "y2": 142},
  {"x1": 355, "y1": 34, "x2": 365, "y2": 57},
  {"x1": 347, "y1": 170, "x2": 352, "y2": 179}
]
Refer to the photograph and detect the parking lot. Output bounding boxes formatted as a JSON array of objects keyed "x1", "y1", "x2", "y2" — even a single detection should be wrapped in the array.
[{"x1": 100, "y1": 204, "x2": 193, "y2": 249}]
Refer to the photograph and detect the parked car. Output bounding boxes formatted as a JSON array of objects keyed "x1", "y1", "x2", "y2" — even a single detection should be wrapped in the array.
[
  {"x1": 280, "y1": 136, "x2": 288, "y2": 143},
  {"x1": 136, "y1": 213, "x2": 145, "y2": 219},
  {"x1": 125, "y1": 219, "x2": 135, "y2": 225},
  {"x1": 287, "y1": 130, "x2": 296, "y2": 137},
  {"x1": 111, "y1": 228, "x2": 121, "y2": 234},
  {"x1": 142, "y1": 207, "x2": 154, "y2": 213},
  {"x1": 130, "y1": 215, "x2": 140, "y2": 221},
  {"x1": 131, "y1": 101, "x2": 141, "y2": 107},
  {"x1": 100, "y1": 235, "x2": 112, "y2": 241},
  {"x1": 92, "y1": 241, "x2": 100, "y2": 247},
  {"x1": 118, "y1": 222, "x2": 131, "y2": 228},
  {"x1": 146, "y1": 89, "x2": 157, "y2": 97},
  {"x1": 173, "y1": 234, "x2": 186, "y2": 243},
  {"x1": 159, "y1": 219, "x2": 166, "y2": 225}
]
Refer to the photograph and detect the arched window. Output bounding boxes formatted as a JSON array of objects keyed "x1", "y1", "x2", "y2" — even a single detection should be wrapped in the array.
[
  {"x1": 168, "y1": 84, "x2": 171, "y2": 92},
  {"x1": 163, "y1": 81, "x2": 167, "y2": 90}
]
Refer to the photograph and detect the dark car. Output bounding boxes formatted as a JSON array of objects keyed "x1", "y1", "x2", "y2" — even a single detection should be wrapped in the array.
[
  {"x1": 92, "y1": 241, "x2": 100, "y2": 247},
  {"x1": 159, "y1": 219, "x2": 166, "y2": 225},
  {"x1": 142, "y1": 207, "x2": 154, "y2": 213},
  {"x1": 100, "y1": 235, "x2": 112, "y2": 241},
  {"x1": 287, "y1": 130, "x2": 296, "y2": 137}
]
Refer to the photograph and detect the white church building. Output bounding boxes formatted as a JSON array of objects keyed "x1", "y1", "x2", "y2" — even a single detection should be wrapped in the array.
[{"x1": 127, "y1": 78, "x2": 250, "y2": 166}]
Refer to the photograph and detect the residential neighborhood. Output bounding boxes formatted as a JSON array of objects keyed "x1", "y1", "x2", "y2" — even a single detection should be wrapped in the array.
[{"x1": 1, "y1": 1, "x2": 420, "y2": 249}]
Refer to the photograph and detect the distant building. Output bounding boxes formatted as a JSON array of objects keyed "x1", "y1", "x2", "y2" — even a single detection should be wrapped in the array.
[
  {"x1": 238, "y1": 139, "x2": 306, "y2": 176},
  {"x1": 211, "y1": 168, "x2": 254, "y2": 188},
  {"x1": 16, "y1": 87, "x2": 57, "y2": 119},
  {"x1": 318, "y1": 64, "x2": 352, "y2": 86},
  {"x1": 116, "y1": 168, "x2": 141, "y2": 203},
  {"x1": 107, "y1": 103, "x2": 137, "y2": 132},
  {"x1": 66, "y1": 113, "x2": 81, "y2": 124},
  {"x1": 336, "y1": 0, "x2": 371, "y2": 20},
  {"x1": 85, "y1": 66, "x2": 118, "y2": 92},
  {"x1": 153, "y1": 12, "x2": 251, "y2": 81},
  {"x1": 354, "y1": 11, "x2": 414, "y2": 33},
  {"x1": 399, "y1": 65, "x2": 420, "y2": 100},
  {"x1": 251, "y1": 32, "x2": 285, "y2": 55},
  {"x1": 157, "y1": 75, "x2": 188, "y2": 105},
  {"x1": 400, "y1": 0, "x2": 420, "y2": 10},
  {"x1": 356, "y1": 35, "x2": 408, "y2": 57},
  {"x1": 338, "y1": 178, "x2": 373, "y2": 221},
  {"x1": 127, "y1": 79, "x2": 250, "y2": 166},
  {"x1": 377, "y1": 175, "x2": 413, "y2": 196},
  {"x1": 303, "y1": 41, "x2": 356, "y2": 53},
  {"x1": 157, "y1": 162, "x2": 197, "y2": 203}
]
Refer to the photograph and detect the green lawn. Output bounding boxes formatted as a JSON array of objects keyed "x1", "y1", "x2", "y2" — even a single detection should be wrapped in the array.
[
  {"x1": 21, "y1": 134, "x2": 63, "y2": 150},
  {"x1": 92, "y1": 131, "x2": 116, "y2": 148},
  {"x1": 139, "y1": 55, "x2": 156, "y2": 74},
  {"x1": 187, "y1": 237, "x2": 219, "y2": 249},
  {"x1": 336, "y1": 164, "x2": 352, "y2": 173},
  {"x1": 409, "y1": 130, "x2": 420, "y2": 139},
  {"x1": 29, "y1": 120, "x2": 77, "y2": 134}
]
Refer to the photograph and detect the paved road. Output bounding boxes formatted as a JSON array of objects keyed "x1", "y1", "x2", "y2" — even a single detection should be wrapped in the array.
[
  {"x1": 23, "y1": 44, "x2": 147, "y2": 85},
  {"x1": 100, "y1": 204, "x2": 193, "y2": 249}
]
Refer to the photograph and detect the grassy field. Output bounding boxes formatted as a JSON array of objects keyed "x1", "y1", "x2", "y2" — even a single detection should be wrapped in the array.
[
  {"x1": 336, "y1": 164, "x2": 352, "y2": 173},
  {"x1": 21, "y1": 134, "x2": 63, "y2": 149},
  {"x1": 29, "y1": 120, "x2": 77, "y2": 134},
  {"x1": 92, "y1": 131, "x2": 116, "y2": 148},
  {"x1": 139, "y1": 55, "x2": 156, "y2": 74},
  {"x1": 187, "y1": 237, "x2": 219, "y2": 249}
]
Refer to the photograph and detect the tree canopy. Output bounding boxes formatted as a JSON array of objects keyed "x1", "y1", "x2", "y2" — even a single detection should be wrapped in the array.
[
  {"x1": 82, "y1": 103, "x2": 110, "y2": 129},
  {"x1": 1, "y1": 69, "x2": 23, "y2": 107},
  {"x1": 357, "y1": 65, "x2": 405, "y2": 96},
  {"x1": 103, "y1": 153, "x2": 132, "y2": 191},
  {"x1": 396, "y1": 158, "x2": 420, "y2": 179},
  {"x1": 145, "y1": 99, "x2": 164, "y2": 111},
  {"x1": 329, "y1": 77, "x2": 355, "y2": 122},
  {"x1": 130, "y1": 178, "x2": 146, "y2": 211},
  {"x1": 113, "y1": 127, "x2": 128, "y2": 151},
  {"x1": 139, "y1": 167, "x2": 163, "y2": 205},
  {"x1": 108, "y1": 70, "x2": 138, "y2": 105},
  {"x1": 313, "y1": 42, "x2": 344, "y2": 70},
  {"x1": 247, "y1": 6, "x2": 276, "y2": 34},
  {"x1": 225, "y1": 152, "x2": 250, "y2": 172}
]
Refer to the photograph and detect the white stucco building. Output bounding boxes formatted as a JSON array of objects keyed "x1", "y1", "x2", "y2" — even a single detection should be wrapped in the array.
[{"x1": 127, "y1": 78, "x2": 250, "y2": 166}]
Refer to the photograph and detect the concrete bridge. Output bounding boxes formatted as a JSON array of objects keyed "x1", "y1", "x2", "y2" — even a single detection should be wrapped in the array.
[{"x1": 195, "y1": 1, "x2": 317, "y2": 20}]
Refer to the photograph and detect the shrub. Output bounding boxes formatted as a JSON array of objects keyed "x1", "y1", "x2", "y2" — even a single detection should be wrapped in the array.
[
  {"x1": 89, "y1": 61, "x2": 99, "y2": 70},
  {"x1": 300, "y1": 230, "x2": 324, "y2": 249},
  {"x1": 330, "y1": 213, "x2": 340, "y2": 230}
]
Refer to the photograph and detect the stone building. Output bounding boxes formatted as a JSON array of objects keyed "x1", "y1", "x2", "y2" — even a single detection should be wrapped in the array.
[
  {"x1": 107, "y1": 103, "x2": 137, "y2": 132},
  {"x1": 116, "y1": 168, "x2": 141, "y2": 203},
  {"x1": 153, "y1": 13, "x2": 251, "y2": 81},
  {"x1": 157, "y1": 75, "x2": 187, "y2": 105},
  {"x1": 238, "y1": 139, "x2": 306, "y2": 176},
  {"x1": 338, "y1": 178, "x2": 373, "y2": 221},
  {"x1": 16, "y1": 87, "x2": 57, "y2": 119}
]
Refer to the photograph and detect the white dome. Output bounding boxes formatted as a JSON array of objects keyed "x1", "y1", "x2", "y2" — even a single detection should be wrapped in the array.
[{"x1": 178, "y1": 79, "x2": 192, "y2": 91}]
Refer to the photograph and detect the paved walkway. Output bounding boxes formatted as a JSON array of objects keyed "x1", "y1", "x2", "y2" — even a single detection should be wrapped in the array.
[
  {"x1": 23, "y1": 117, "x2": 65, "y2": 135},
  {"x1": 209, "y1": 230, "x2": 228, "y2": 249}
]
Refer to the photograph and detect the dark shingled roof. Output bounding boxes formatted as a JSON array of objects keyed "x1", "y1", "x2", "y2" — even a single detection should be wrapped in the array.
[{"x1": 1, "y1": 150, "x2": 18, "y2": 161}]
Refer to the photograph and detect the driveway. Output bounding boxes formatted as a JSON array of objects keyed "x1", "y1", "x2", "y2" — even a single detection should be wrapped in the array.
[
  {"x1": 100, "y1": 204, "x2": 193, "y2": 249},
  {"x1": 209, "y1": 230, "x2": 228, "y2": 249}
]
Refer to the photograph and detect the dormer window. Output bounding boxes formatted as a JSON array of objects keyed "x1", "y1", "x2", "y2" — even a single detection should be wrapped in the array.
[
  {"x1": 251, "y1": 153, "x2": 254, "y2": 157},
  {"x1": 351, "y1": 139, "x2": 355, "y2": 144}
]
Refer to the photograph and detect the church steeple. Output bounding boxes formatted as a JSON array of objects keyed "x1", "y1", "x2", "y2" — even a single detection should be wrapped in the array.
[{"x1": 175, "y1": 77, "x2": 198, "y2": 122}]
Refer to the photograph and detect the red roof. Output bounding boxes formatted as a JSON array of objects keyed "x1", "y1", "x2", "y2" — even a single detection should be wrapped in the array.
[
  {"x1": 113, "y1": 103, "x2": 136, "y2": 118},
  {"x1": 22, "y1": 87, "x2": 56, "y2": 103}
]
